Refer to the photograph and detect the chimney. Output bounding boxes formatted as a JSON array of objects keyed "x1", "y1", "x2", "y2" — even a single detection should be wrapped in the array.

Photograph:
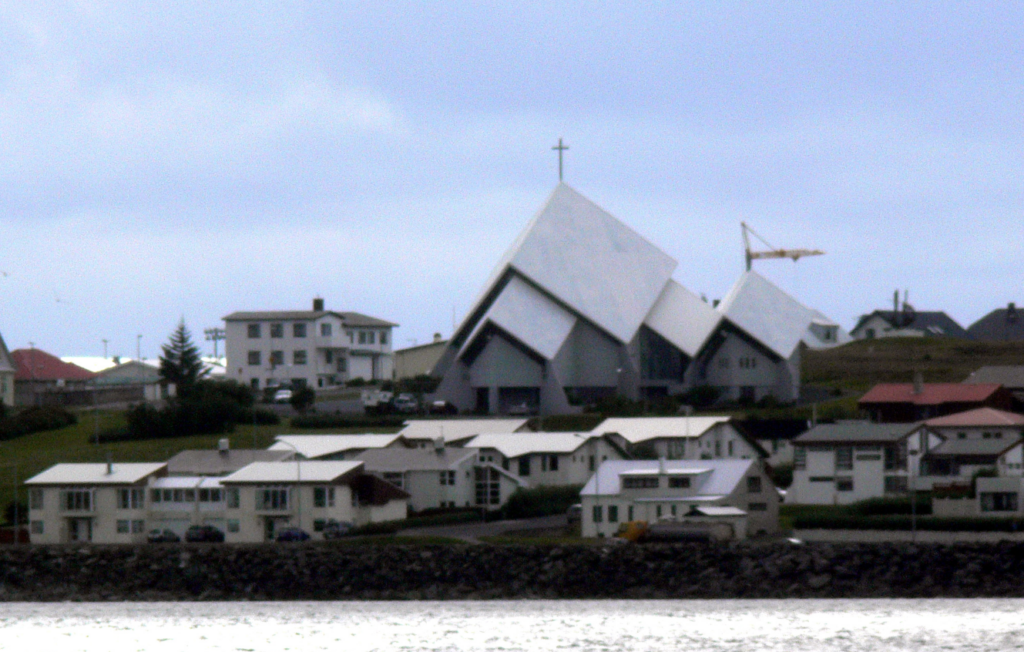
[
  {"x1": 433, "y1": 332, "x2": 443, "y2": 344},
  {"x1": 658, "y1": 457, "x2": 666, "y2": 475},
  {"x1": 434, "y1": 436, "x2": 445, "y2": 455},
  {"x1": 313, "y1": 297, "x2": 325, "y2": 312},
  {"x1": 913, "y1": 371, "x2": 924, "y2": 395},
  {"x1": 218, "y1": 438, "x2": 230, "y2": 455},
  {"x1": 106, "y1": 455, "x2": 113, "y2": 475}
]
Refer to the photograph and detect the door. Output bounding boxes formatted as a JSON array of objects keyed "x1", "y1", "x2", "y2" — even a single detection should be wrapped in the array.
[{"x1": 68, "y1": 518, "x2": 92, "y2": 543}]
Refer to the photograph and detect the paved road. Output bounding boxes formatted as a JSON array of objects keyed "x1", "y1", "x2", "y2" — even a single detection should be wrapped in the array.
[{"x1": 398, "y1": 514, "x2": 569, "y2": 544}]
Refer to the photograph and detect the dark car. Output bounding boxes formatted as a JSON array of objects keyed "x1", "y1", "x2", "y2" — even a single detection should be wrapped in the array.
[
  {"x1": 322, "y1": 520, "x2": 354, "y2": 539},
  {"x1": 147, "y1": 528, "x2": 181, "y2": 543},
  {"x1": 185, "y1": 524, "x2": 225, "y2": 543},
  {"x1": 276, "y1": 527, "x2": 311, "y2": 542}
]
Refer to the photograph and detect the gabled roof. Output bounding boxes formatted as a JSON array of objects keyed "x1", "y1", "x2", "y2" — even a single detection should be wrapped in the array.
[
  {"x1": 591, "y1": 416, "x2": 732, "y2": 444},
  {"x1": 399, "y1": 419, "x2": 531, "y2": 441},
  {"x1": 923, "y1": 407, "x2": 1024, "y2": 428},
  {"x1": 852, "y1": 310, "x2": 970, "y2": 339},
  {"x1": 26, "y1": 463, "x2": 166, "y2": 485},
  {"x1": 859, "y1": 383, "x2": 1004, "y2": 406},
  {"x1": 581, "y1": 459, "x2": 754, "y2": 497},
  {"x1": 222, "y1": 310, "x2": 396, "y2": 328},
  {"x1": 964, "y1": 366, "x2": 1024, "y2": 389},
  {"x1": 12, "y1": 348, "x2": 96, "y2": 382},
  {"x1": 166, "y1": 449, "x2": 293, "y2": 475},
  {"x1": 464, "y1": 432, "x2": 598, "y2": 458},
  {"x1": 794, "y1": 422, "x2": 920, "y2": 445},
  {"x1": 642, "y1": 280, "x2": 721, "y2": 357},
  {"x1": 221, "y1": 461, "x2": 364, "y2": 484},
  {"x1": 463, "y1": 184, "x2": 677, "y2": 345},
  {"x1": 269, "y1": 434, "x2": 405, "y2": 459},
  {"x1": 716, "y1": 271, "x2": 820, "y2": 359},
  {"x1": 355, "y1": 447, "x2": 480, "y2": 472},
  {"x1": 967, "y1": 304, "x2": 1024, "y2": 342}
]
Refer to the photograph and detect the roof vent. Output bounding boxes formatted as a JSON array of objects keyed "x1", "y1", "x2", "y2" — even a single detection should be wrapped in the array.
[
  {"x1": 913, "y1": 371, "x2": 924, "y2": 395},
  {"x1": 106, "y1": 455, "x2": 113, "y2": 475},
  {"x1": 218, "y1": 438, "x2": 230, "y2": 455},
  {"x1": 313, "y1": 297, "x2": 325, "y2": 312}
]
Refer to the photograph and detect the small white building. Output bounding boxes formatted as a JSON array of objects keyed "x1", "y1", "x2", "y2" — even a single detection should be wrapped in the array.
[
  {"x1": 224, "y1": 298, "x2": 397, "y2": 392},
  {"x1": 268, "y1": 434, "x2": 411, "y2": 460},
  {"x1": 591, "y1": 416, "x2": 767, "y2": 460},
  {"x1": 579, "y1": 459, "x2": 779, "y2": 539},
  {"x1": 460, "y1": 432, "x2": 627, "y2": 487}
]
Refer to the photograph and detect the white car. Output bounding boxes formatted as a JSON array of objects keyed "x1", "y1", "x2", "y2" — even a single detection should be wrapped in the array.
[{"x1": 273, "y1": 388, "x2": 293, "y2": 403}]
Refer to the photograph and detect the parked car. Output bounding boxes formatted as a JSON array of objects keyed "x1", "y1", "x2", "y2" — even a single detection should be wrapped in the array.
[
  {"x1": 147, "y1": 528, "x2": 181, "y2": 543},
  {"x1": 322, "y1": 519, "x2": 354, "y2": 539},
  {"x1": 506, "y1": 401, "x2": 533, "y2": 416},
  {"x1": 428, "y1": 400, "x2": 457, "y2": 415},
  {"x1": 185, "y1": 524, "x2": 225, "y2": 543},
  {"x1": 273, "y1": 388, "x2": 294, "y2": 404},
  {"x1": 276, "y1": 527, "x2": 311, "y2": 542},
  {"x1": 393, "y1": 393, "x2": 419, "y2": 414}
]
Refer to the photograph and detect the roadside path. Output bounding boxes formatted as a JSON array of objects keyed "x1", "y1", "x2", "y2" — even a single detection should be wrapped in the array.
[{"x1": 398, "y1": 514, "x2": 568, "y2": 544}]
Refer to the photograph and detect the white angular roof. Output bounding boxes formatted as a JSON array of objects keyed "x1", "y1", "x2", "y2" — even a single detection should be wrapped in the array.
[
  {"x1": 269, "y1": 434, "x2": 404, "y2": 459},
  {"x1": 26, "y1": 463, "x2": 166, "y2": 485},
  {"x1": 642, "y1": 280, "x2": 722, "y2": 357},
  {"x1": 399, "y1": 419, "x2": 531, "y2": 441},
  {"x1": 221, "y1": 461, "x2": 363, "y2": 484},
  {"x1": 459, "y1": 276, "x2": 577, "y2": 360},
  {"x1": 716, "y1": 271, "x2": 819, "y2": 359},
  {"x1": 466, "y1": 184, "x2": 677, "y2": 344},
  {"x1": 464, "y1": 432, "x2": 597, "y2": 458},
  {"x1": 591, "y1": 416, "x2": 732, "y2": 444},
  {"x1": 581, "y1": 459, "x2": 754, "y2": 497}
]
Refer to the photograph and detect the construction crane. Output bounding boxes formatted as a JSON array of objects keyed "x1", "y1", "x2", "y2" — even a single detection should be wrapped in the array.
[{"x1": 741, "y1": 222, "x2": 824, "y2": 271}]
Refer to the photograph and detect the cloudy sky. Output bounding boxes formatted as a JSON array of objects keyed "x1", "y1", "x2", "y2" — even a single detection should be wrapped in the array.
[{"x1": 1, "y1": 2, "x2": 1022, "y2": 359}]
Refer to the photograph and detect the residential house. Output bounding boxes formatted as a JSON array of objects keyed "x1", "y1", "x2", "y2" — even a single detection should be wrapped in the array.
[
  {"x1": 394, "y1": 334, "x2": 449, "y2": 379},
  {"x1": 851, "y1": 301, "x2": 971, "y2": 340},
  {"x1": 967, "y1": 303, "x2": 1024, "y2": 342},
  {"x1": 457, "y1": 432, "x2": 627, "y2": 487},
  {"x1": 268, "y1": 434, "x2": 412, "y2": 460},
  {"x1": 859, "y1": 381, "x2": 1013, "y2": 422},
  {"x1": 913, "y1": 408, "x2": 1024, "y2": 490},
  {"x1": 579, "y1": 459, "x2": 779, "y2": 539},
  {"x1": 964, "y1": 366, "x2": 1024, "y2": 411},
  {"x1": 353, "y1": 445, "x2": 524, "y2": 512},
  {"x1": 224, "y1": 298, "x2": 397, "y2": 392},
  {"x1": 0, "y1": 332, "x2": 14, "y2": 407},
  {"x1": 788, "y1": 422, "x2": 932, "y2": 504},
  {"x1": 25, "y1": 462, "x2": 168, "y2": 544},
  {"x1": 398, "y1": 418, "x2": 532, "y2": 448},
  {"x1": 12, "y1": 347, "x2": 96, "y2": 406},
  {"x1": 590, "y1": 416, "x2": 767, "y2": 461},
  {"x1": 91, "y1": 359, "x2": 176, "y2": 404}
]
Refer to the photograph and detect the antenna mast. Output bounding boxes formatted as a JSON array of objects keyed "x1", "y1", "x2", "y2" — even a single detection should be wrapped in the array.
[{"x1": 741, "y1": 222, "x2": 824, "y2": 271}]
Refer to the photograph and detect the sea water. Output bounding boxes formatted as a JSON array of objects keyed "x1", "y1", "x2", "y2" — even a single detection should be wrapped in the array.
[{"x1": 0, "y1": 599, "x2": 1021, "y2": 651}]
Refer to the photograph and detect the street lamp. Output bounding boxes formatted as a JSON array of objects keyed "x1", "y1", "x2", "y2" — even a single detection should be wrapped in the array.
[
  {"x1": 275, "y1": 439, "x2": 303, "y2": 533},
  {"x1": 136, "y1": 334, "x2": 142, "y2": 362}
]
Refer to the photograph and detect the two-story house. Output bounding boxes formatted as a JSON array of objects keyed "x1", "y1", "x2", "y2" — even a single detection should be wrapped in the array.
[
  {"x1": 459, "y1": 432, "x2": 628, "y2": 487},
  {"x1": 591, "y1": 416, "x2": 767, "y2": 461},
  {"x1": 224, "y1": 298, "x2": 397, "y2": 391}
]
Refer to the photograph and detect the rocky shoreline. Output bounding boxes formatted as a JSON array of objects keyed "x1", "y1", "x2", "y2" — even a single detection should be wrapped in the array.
[{"x1": 2, "y1": 540, "x2": 1024, "y2": 601}]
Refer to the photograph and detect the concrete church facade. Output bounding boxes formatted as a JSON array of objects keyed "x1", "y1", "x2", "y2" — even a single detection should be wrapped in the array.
[{"x1": 432, "y1": 184, "x2": 845, "y2": 415}]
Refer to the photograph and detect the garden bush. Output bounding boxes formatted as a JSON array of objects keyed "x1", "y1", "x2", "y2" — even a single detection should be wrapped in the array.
[
  {"x1": 501, "y1": 485, "x2": 582, "y2": 519},
  {"x1": 0, "y1": 406, "x2": 78, "y2": 440}
]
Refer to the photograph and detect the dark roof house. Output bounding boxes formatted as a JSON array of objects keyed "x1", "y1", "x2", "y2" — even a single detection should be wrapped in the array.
[
  {"x1": 967, "y1": 303, "x2": 1024, "y2": 342},
  {"x1": 850, "y1": 310, "x2": 971, "y2": 340}
]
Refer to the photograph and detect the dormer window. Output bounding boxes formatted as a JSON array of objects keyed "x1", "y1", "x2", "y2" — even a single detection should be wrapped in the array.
[
  {"x1": 622, "y1": 477, "x2": 659, "y2": 489},
  {"x1": 668, "y1": 476, "x2": 690, "y2": 488}
]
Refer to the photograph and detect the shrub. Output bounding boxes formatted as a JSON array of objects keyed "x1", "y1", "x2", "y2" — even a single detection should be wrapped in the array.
[
  {"x1": 767, "y1": 463, "x2": 793, "y2": 489},
  {"x1": 0, "y1": 406, "x2": 78, "y2": 440},
  {"x1": 793, "y1": 514, "x2": 1024, "y2": 532},
  {"x1": 501, "y1": 485, "x2": 582, "y2": 519},
  {"x1": 121, "y1": 380, "x2": 258, "y2": 441},
  {"x1": 289, "y1": 387, "x2": 316, "y2": 413},
  {"x1": 848, "y1": 495, "x2": 932, "y2": 517}
]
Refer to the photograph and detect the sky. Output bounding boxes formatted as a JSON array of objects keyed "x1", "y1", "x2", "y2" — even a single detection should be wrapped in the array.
[{"x1": 1, "y1": 2, "x2": 1022, "y2": 360}]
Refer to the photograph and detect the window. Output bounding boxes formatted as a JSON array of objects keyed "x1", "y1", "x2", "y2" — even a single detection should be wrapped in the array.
[
  {"x1": 321, "y1": 323, "x2": 332, "y2": 337},
  {"x1": 667, "y1": 440, "x2": 685, "y2": 459},
  {"x1": 270, "y1": 323, "x2": 283, "y2": 338},
  {"x1": 30, "y1": 521, "x2": 43, "y2": 535},
  {"x1": 981, "y1": 492, "x2": 1019, "y2": 512},
  {"x1": 835, "y1": 447, "x2": 853, "y2": 471},
  {"x1": 227, "y1": 520, "x2": 240, "y2": 533},
  {"x1": 270, "y1": 350, "x2": 284, "y2": 366},
  {"x1": 593, "y1": 505, "x2": 603, "y2": 523},
  {"x1": 668, "y1": 477, "x2": 691, "y2": 489},
  {"x1": 29, "y1": 489, "x2": 43, "y2": 510},
  {"x1": 748, "y1": 503, "x2": 768, "y2": 511},
  {"x1": 836, "y1": 477, "x2": 854, "y2": 492},
  {"x1": 656, "y1": 505, "x2": 662, "y2": 518},
  {"x1": 118, "y1": 488, "x2": 145, "y2": 509},
  {"x1": 728, "y1": 441, "x2": 734, "y2": 456},
  {"x1": 544, "y1": 455, "x2": 559, "y2": 472},
  {"x1": 628, "y1": 506, "x2": 634, "y2": 521},
  {"x1": 794, "y1": 447, "x2": 806, "y2": 469},
  {"x1": 382, "y1": 472, "x2": 404, "y2": 489},
  {"x1": 117, "y1": 520, "x2": 130, "y2": 534},
  {"x1": 247, "y1": 324, "x2": 261, "y2": 338},
  {"x1": 715, "y1": 441, "x2": 721, "y2": 456},
  {"x1": 293, "y1": 350, "x2": 307, "y2": 365},
  {"x1": 518, "y1": 457, "x2": 531, "y2": 477},
  {"x1": 358, "y1": 331, "x2": 367, "y2": 344},
  {"x1": 294, "y1": 323, "x2": 307, "y2": 338},
  {"x1": 440, "y1": 470, "x2": 457, "y2": 486},
  {"x1": 475, "y1": 467, "x2": 501, "y2": 506},
  {"x1": 884, "y1": 444, "x2": 907, "y2": 471},
  {"x1": 325, "y1": 350, "x2": 333, "y2": 364},
  {"x1": 199, "y1": 489, "x2": 223, "y2": 503},
  {"x1": 368, "y1": 332, "x2": 376, "y2": 344},
  {"x1": 337, "y1": 358, "x2": 347, "y2": 372},
  {"x1": 226, "y1": 488, "x2": 240, "y2": 509},
  {"x1": 884, "y1": 476, "x2": 908, "y2": 494},
  {"x1": 314, "y1": 487, "x2": 335, "y2": 508},
  {"x1": 622, "y1": 477, "x2": 659, "y2": 489},
  {"x1": 958, "y1": 432, "x2": 967, "y2": 439},
  {"x1": 61, "y1": 488, "x2": 93, "y2": 512},
  {"x1": 255, "y1": 486, "x2": 289, "y2": 510},
  {"x1": 248, "y1": 351, "x2": 261, "y2": 366},
  {"x1": 608, "y1": 505, "x2": 619, "y2": 523},
  {"x1": 132, "y1": 520, "x2": 145, "y2": 534},
  {"x1": 380, "y1": 331, "x2": 388, "y2": 345},
  {"x1": 747, "y1": 476, "x2": 762, "y2": 493}
]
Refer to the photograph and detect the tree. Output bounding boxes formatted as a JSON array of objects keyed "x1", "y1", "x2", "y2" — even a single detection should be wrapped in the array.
[
  {"x1": 290, "y1": 386, "x2": 316, "y2": 414},
  {"x1": 159, "y1": 319, "x2": 208, "y2": 392}
]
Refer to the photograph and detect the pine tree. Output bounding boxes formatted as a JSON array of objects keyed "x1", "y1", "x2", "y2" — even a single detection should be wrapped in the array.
[{"x1": 159, "y1": 320, "x2": 208, "y2": 391}]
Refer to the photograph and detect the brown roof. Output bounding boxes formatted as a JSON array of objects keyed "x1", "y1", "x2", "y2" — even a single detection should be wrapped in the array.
[
  {"x1": 11, "y1": 348, "x2": 96, "y2": 382},
  {"x1": 859, "y1": 383, "x2": 1003, "y2": 406},
  {"x1": 924, "y1": 407, "x2": 1024, "y2": 428}
]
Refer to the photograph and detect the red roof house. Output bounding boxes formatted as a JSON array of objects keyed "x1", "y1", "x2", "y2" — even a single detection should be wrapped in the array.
[
  {"x1": 11, "y1": 348, "x2": 96, "y2": 405},
  {"x1": 859, "y1": 382, "x2": 1013, "y2": 423}
]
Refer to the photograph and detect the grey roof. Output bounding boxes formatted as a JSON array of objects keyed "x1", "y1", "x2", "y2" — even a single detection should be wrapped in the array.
[
  {"x1": 354, "y1": 447, "x2": 480, "y2": 472},
  {"x1": 928, "y1": 436, "x2": 1022, "y2": 457},
  {"x1": 642, "y1": 280, "x2": 721, "y2": 357},
  {"x1": 581, "y1": 459, "x2": 754, "y2": 497},
  {"x1": 964, "y1": 366, "x2": 1024, "y2": 389},
  {"x1": 222, "y1": 310, "x2": 396, "y2": 328},
  {"x1": 165, "y1": 449, "x2": 293, "y2": 476},
  {"x1": 851, "y1": 310, "x2": 969, "y2": 339},
  {"x1": 794, "y1": 422, "x2": 920, "y2": 445},
  {"x1": 968, "y1": 305, "x2": 1024, "y2": 341},
  {"x1": 462, "y1": 184, "x2": 677, "y2": 345},
  {"x1": 717, "y1": 271, "x2": 826, "y2": 359}
]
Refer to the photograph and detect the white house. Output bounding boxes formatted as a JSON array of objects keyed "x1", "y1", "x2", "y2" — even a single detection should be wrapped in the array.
[
  {"x1": 579, "y1": 459, "x2": 779, "y2": 539},
  {"x1": 0, "y1": 331, "x2": 14, "y2": 407},
  {"x1": 26, "y1": 462, "x2": 168, "y2": 544},
  {"x1": 458, "y1": 432, "x2": 627, "y2": 487},
  {"x1": 219, "y1": 461, "x2": 408, "y2": 542},
  {"x1": 353, "y1": 445, "x2": 524, "y2": 512},
  {"x1": 224, "y1": 298, "x2": 397, "y2": 392},
  {"x1": 591, "y1": 416, "x2": 767, "y2": 461},
  {"x1": 788, "y1": 422, "x2": 934, "y2": 504},
  {"x1": 268, "y1": 434, "x2": 411, "y2": 460},
  {"x1": 913, "y1": 408, "x2": 1024, "y2": 489}
]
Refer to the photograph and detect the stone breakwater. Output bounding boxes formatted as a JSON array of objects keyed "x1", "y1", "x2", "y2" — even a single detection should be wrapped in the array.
[{"x1": 2, "y1": 541, "x2": 1024, "y2": 601}]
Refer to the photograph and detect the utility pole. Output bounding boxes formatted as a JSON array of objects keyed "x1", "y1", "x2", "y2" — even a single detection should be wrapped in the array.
[{"x1": 204, "y1": 328, "x2": 226, "y2": 359}]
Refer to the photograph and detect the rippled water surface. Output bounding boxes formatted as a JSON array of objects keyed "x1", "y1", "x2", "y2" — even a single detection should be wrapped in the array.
[{"x1": 1, "y1": 599, "x2": 1023, "y2": 651}]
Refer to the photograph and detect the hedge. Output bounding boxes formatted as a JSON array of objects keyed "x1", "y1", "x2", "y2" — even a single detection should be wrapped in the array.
[
  {"x1": 793, "y1": 514, "x2": 1024, "y2": 532},
  {"x1": 501, "y1": 485, "x2": 582, "y2": 520},
  {"x1": 0, "y1": 406, "x2": 78, "y2": 440}
]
